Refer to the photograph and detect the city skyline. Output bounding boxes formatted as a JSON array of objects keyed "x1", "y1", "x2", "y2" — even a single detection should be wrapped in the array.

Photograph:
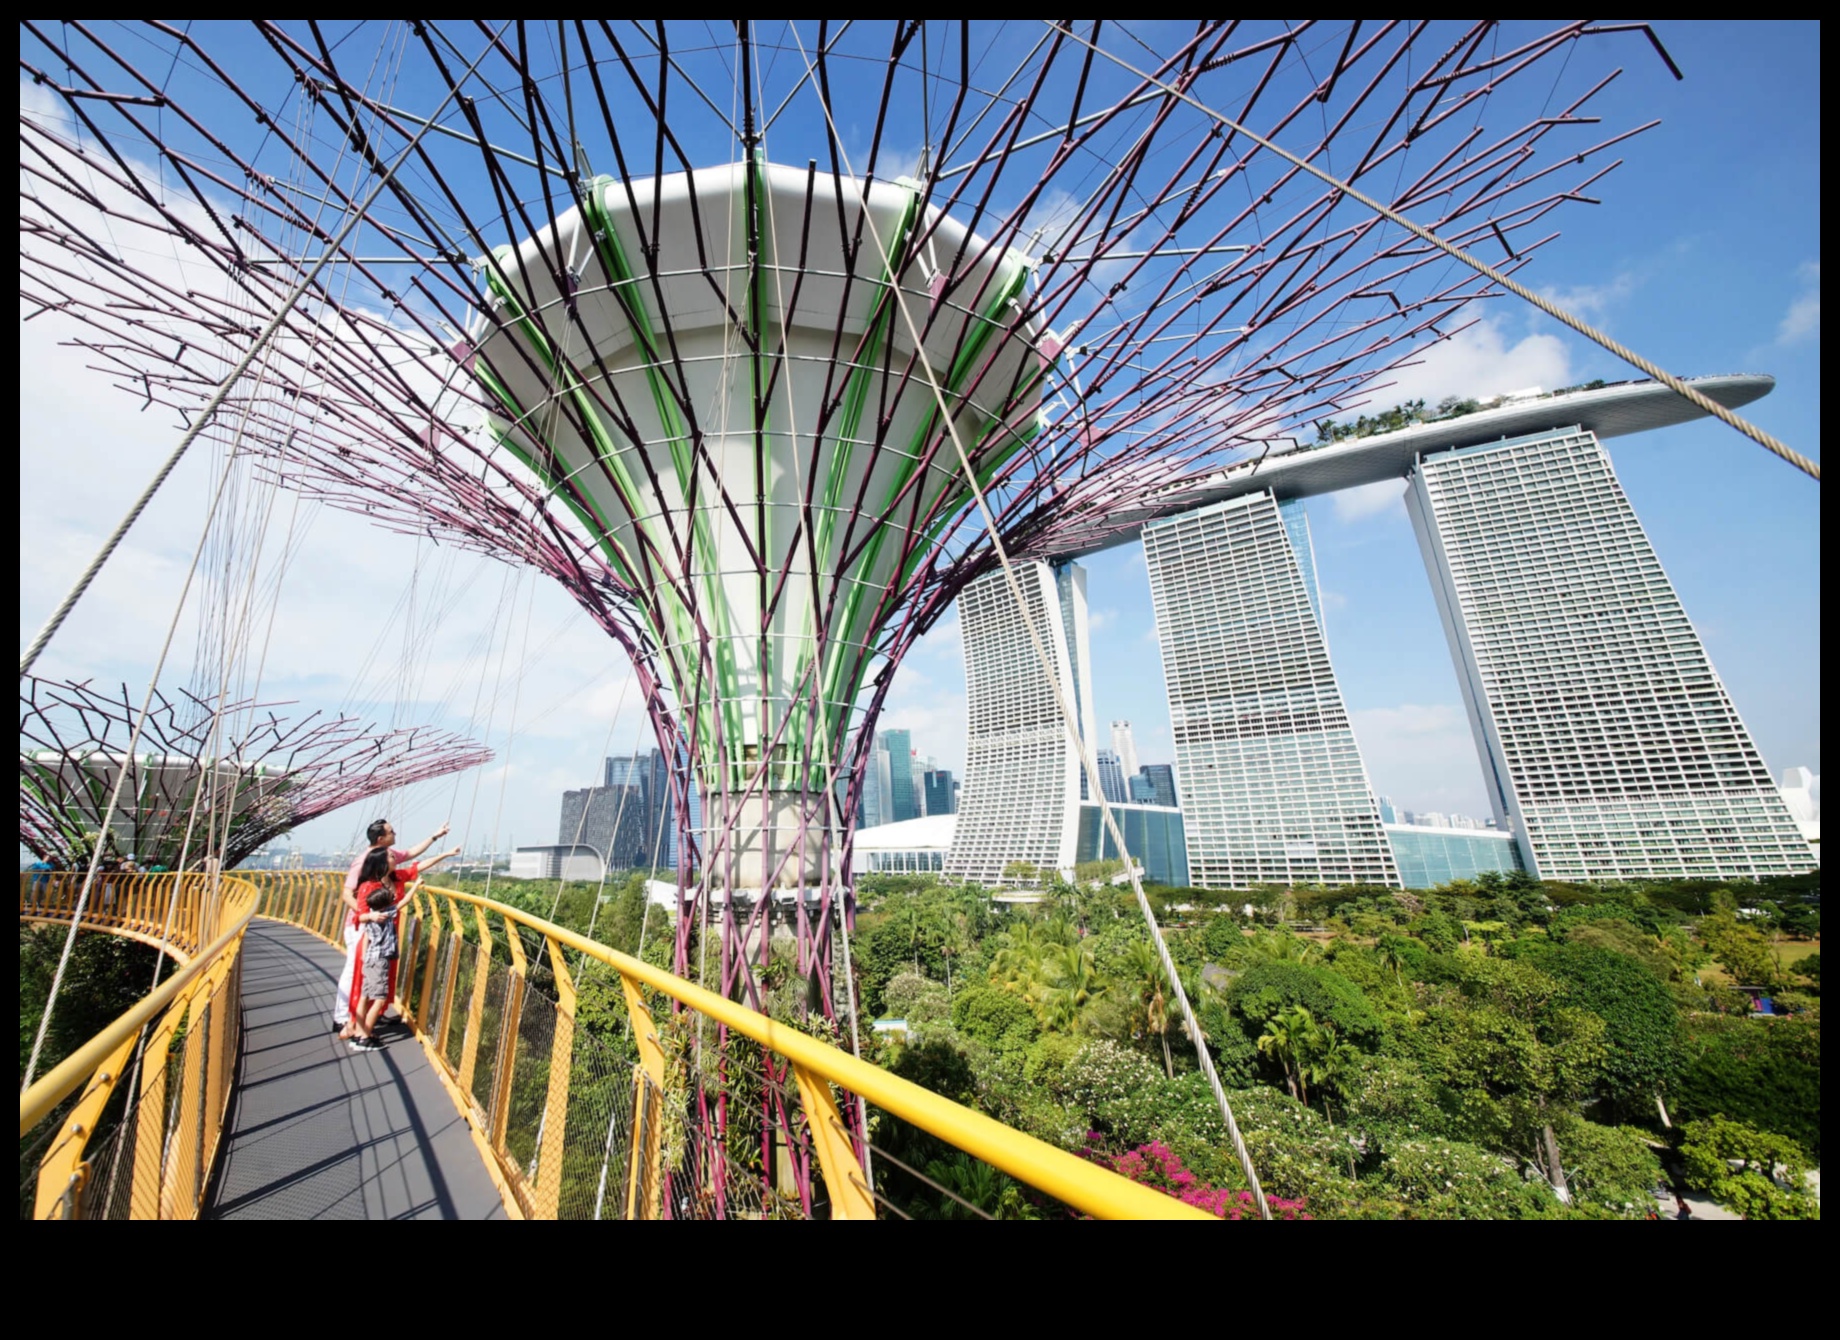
[{"x1": 17, "y1": 24, "x2": 1820, "y2": 865}]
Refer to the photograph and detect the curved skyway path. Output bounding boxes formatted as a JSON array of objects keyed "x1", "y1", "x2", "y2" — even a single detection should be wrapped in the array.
[{"x1": 205, "y1": 921, "x2": 507, "y2": 1220}]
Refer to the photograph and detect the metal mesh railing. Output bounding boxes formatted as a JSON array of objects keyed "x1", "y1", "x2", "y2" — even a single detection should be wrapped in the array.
[
  {"x1": 26, "y1": 869, "x2": 1212, "y2": 1220},
  {"x1": 20, "y1": 873, "x2": 256, "y2": 1219},
  {"x1": 237, "y1": 872, "x2": 1209, "y2": 1220}
]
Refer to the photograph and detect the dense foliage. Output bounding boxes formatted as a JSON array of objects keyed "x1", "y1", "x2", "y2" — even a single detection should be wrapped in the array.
[{"x1": 846, "y1": 867, "x2": 1820, "y2": 1219}]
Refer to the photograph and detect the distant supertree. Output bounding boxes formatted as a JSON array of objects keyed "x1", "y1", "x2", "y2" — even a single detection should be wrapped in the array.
[
  {"x1": 19, "y1": 677, "x2": 493, "y2": 870},
  {"x1": 18, "y1": 20, "x2": 1679, "y2": 1020}
]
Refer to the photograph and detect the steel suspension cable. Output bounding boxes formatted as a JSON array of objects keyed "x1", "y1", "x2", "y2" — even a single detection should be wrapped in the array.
[
  {"x1": 789, "y1": 26, "x2": 1273, "y2": 1219},
  {"x1": 18, "y1": 20, "x2": 521, "y2": 680}
]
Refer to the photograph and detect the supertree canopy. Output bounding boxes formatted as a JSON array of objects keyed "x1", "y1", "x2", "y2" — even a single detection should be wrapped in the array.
[
  {"x1": 19, "y1": 677, "x2": 494, "y2": 870},
  {"x1": 18, "y1": 20, "x2": 1681, "y2": 1010}
]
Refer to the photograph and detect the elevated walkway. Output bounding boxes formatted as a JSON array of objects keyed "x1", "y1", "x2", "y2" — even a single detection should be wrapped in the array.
[
  {"x1": 22, "y1": 871, "x2": 1211, "y2": 1220},
  {"x1": 206, "y1": 921, "x2": 504, "y2": 1219}
]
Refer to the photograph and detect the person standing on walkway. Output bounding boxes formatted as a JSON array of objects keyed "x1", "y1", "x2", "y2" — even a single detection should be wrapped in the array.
[
  {"x1": 334, "y1": 817, "x2": 449, "y2": 1034},
  {"x1": 342, "y1": 842, "x2": 460, "y2": 1041}
]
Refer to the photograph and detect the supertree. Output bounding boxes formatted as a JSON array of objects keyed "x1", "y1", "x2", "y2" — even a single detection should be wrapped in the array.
[
  {"x1": 18, "y1": 20, "x2": 1681, "y2": 1021},
  {"x1": 20, "y1": 676, "x2": 494, "y2": 870}
]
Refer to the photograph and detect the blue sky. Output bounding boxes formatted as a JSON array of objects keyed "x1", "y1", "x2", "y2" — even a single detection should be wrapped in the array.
[
  {"x1": 18, "y1": 21, "x2": 1820, "y2": 858},
  {"x1": 888, "y1": 21, "x2": 1823, "y2": 821}
]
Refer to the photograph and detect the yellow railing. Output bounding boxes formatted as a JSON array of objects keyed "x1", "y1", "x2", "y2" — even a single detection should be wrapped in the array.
[
  {"x1": 20, "y1": 872, "x2": 258, "y2": 1219},
  {"x1": 246, "y1": 873, "x2": 1207, "y2": 1220},
  {"x1": 22, "y1": 869, "x2": 1208, "y2": 1220}
]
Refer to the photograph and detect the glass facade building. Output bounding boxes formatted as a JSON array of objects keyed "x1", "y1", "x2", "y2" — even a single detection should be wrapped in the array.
[
  {"x1": 1139, "y1": 763, "x2": 1179, "y2": 809},
  {"x1": 1383, "y1": 824, "x2": 1524, "y2": 889},
  {"x1": 1143, "y1": 491, "x2": 1399, "y2": 889},
  {"x1": 1074, "y1": 803, "x2": 1190, "y2": 886},
  {"x1": 1408, "y1": 427, "x2": 1814, "y2": 882},
  {"x1": 947, "y1": 561, "x2": 1088, "y2": 883}
]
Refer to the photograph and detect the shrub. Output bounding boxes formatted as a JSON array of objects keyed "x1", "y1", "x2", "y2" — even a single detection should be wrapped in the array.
[
  {"x1": 1558, "y1": 1121, "x2": 1664, "y2": 1218},
  {"x1": 1063, "y1": 1040, "x2": 1163, "y2": 1126},
  {"x1": 1092, "y1": 1139, "x2": 1309, "y2": 1219},
  {"x1": 1229, "y1": 960, "x2": 1384, "y2": 1049},
  {"x1": 1678, "y1": 1116, "x2": 1820, "y2": 1220},
  {"x1": 1519, "y1": 941, "x2": 1679, "y2": 1113},
  {"x1": 949, "y1": 984, "x2": 1038, "y2": 1056},
  {"x1": 882, "y1": 970, "x2": 949, "y2": 1026},
  {"x1": 1379, "y1": 1136, "x2": 1555, "y2": 1219},
  {"x1": 1673, "y1": 1015, "x2": 1820, "y2": 1156}
]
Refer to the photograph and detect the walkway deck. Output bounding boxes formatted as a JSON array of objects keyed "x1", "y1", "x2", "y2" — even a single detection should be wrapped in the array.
[{"x1": 205, "y1": 920, "x2": 508, "y2": 1220}]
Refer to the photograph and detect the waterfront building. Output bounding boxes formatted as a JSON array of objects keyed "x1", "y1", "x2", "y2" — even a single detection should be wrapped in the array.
[
  {"x1": 1096, "y1": 749, "x2": 1129, "y2": 805},
  {"x1": 1408, "y1": 427, "x2": 1813, "y2": 881},
  {"x1": 1383, "y1": 823, "x2": 1524, "y2": 889},
  {"x1": 1139, "y1": 763, "x2": 1179, "y2": 809},
  {"x1": 947, "y1": 561, "x2": 1088, "y2": 883},
  {"x1": 1143, "y1": 491, "x2": 1399, "y2": 889},
  {"x1": 852, "y1": 814, "x2": 954, "y2": 875},
  {"x1": 1074, "y1": 803, "x2": 1190, "y2": 886}
]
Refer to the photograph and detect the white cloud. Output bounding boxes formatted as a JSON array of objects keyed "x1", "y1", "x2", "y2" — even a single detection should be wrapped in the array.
[
  {"x1": 1777, "y1": 261, "x2": 1820, "y2": 345},
  {"x1": 1375, "y1": 315, "x2": 1573, "y2": 409},
  {"x1": 1332, "y1": 478, "x2": 1407, "y2": 523},
  {"x1": 1088, "y1": 606, "x2": 1117, "y2": 630},
  {"x1": 1349, "y1": 702, "x2": 1491, "y2": 820},
  {"x1": 1538, "y1": 270, "x2": 1638, "y2": 323}
]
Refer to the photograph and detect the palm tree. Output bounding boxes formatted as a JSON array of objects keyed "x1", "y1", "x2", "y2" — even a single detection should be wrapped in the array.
[
  {"x1": 1257, "y1": 1004, "x2": 1324, "y2": 1104},
  {"x1": 1034, "y1": 942, "x2": 1108, "y2": 1032},
  {"x1": 1125, "y1": 941, "x2": 1175, "y2": 1078}
]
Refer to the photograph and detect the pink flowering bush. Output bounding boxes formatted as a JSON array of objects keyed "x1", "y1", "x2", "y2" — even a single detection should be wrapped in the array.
[{"x1": 1088, "y1": 1135, "x2": 1311, "y2": 1220}]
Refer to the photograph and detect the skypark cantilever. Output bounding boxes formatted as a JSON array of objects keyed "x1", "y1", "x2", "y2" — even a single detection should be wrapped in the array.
[{"x1": 1059, "y1": 374, "x2": 1776, "y2": 557}]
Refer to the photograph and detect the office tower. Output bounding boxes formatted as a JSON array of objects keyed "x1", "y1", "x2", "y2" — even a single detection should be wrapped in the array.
[
  {"x1": 1139, "y1": 763, "x2": 1179, "y2": 809},
  {"x1": 923, "y1": 769, "x2": 959, "y2": 817},
  {"x1": 1096, "y1": 750, "x2": 1129, "y2": 804},
  {"x1": 1143, "y1": 491, "x2": 1399, "y2": 888},
  {"x1": 881, "y1": 728, "x2": 920, "y2": 822},
  {"x1": 1128, "y1": 773, "x2": 1157, "y2": 804},
  {"x1": 1377, "y1": 795, "x2": 1398, "y2": 825},
  {"x1": 1110, "y1": 721, "x2": 1140, "y2": 780},
  {"x1": 948, "y1": 561, "x2": 1087, "y2": 883},
  {"x1": 559, "y1": 783, "x2": 646, "y2": 870},
  {"x1": 857, "y1": 734, "x2": 895, "y2": 829},
  {"x1": 1054, "y1": 561, "x2": 1100, "y2": 799},
  {"x1": 1408, "y1": 427, "x2": 1813, "y2": 881}
]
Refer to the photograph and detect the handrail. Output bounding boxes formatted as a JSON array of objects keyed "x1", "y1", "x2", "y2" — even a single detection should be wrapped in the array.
[
  {"x1": 19, "y1": 873, "x2": 258, "y2": 1219},
  {"x1": 414, "y1": 883, "x2": 1210, "y2": 1221},
  {"x1": 20, "y1": 879, "x2": 257, "y2": 1133}
]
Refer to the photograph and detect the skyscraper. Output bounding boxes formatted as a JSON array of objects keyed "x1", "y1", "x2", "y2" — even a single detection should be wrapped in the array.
[
  {"x1": 1143, "y1": 491, "x2": 1399, "y2": 888},
  {"x1": 881, "y1": 728, "x2": 919, "y2": 823},
  {"x1": 948, "y1": 561, "x2": 1087, "y2": 883},
  {"x1": 1128, "y1": 773, "x2": 1157, "y2": 804},
  {"x1": 1408, "y1": 426, "x2": 1812, "y2": 881},
  {"x1": 1139, "y1": 763, "x2": 1179, "y2": 809},
  {"x1": 1096, "y1": 749, "x2": 1129, "y2": 805},
  {"x1": 1110, "y1": 721, "x2": 1140, "y2": 780},
  {"x1": 923, "y1": 769, "x2": 959, "y2": 817}
]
